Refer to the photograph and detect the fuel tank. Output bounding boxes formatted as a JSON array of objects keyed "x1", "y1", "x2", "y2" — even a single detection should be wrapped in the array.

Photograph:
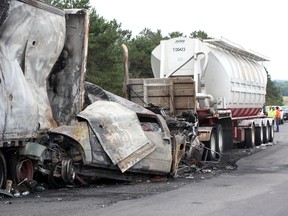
[{"x1": 151, "y1": 38, "x2": 269, "y2": 117}]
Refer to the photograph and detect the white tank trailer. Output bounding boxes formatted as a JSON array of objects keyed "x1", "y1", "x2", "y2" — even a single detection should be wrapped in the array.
[
  {"x1": 151, "y1": 38, "x2": 274, "y2": 155},
  {"x1": 152, "y1": 38, "x2": 267, "y2": 116},
  {"x1": 149, "y1": 37, "x2": 274, "y2": 159}
]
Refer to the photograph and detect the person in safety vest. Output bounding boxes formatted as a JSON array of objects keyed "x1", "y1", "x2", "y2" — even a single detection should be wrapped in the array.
[
  {"x1": 275, "y1": 106, "x2": 281, "y2": 132},
  {"x1": 268, "y1": 105, "x2": 275, "y2": 118}
]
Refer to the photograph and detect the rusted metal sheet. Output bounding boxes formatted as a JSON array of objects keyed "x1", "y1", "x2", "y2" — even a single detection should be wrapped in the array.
[
  {"x1": 171, "y1": 134, "x2": 187, "y2": 176},
  {"x1": 77, "y1": 100, "x2": 156, "y2": 172}
]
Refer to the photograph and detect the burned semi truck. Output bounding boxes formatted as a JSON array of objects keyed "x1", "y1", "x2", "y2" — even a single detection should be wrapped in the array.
[
  {"x1": 124, "y1": 37, "x2": 274, "y2": 161},
  {"x1": 0, "y1": 0, "x2": 201, "y2": 190}
]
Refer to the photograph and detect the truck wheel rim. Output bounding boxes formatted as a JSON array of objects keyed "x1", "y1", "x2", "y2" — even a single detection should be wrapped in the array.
[{"x1": 16, "y1": 159, "x2": 34, "y2": 183}]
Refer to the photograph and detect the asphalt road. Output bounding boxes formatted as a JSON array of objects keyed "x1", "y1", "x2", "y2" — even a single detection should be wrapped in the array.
[
  {"x1": 85, "y1": 123, "x2": 288, "y2": 216},
  {"x1": 1, "y1": 123, "x2": 288, "y2": 216}
]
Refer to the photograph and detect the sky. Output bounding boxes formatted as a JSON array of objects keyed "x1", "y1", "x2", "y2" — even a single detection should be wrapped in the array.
[{"x1": 90, "y1": 0, "x2": 287, "y2": 80}]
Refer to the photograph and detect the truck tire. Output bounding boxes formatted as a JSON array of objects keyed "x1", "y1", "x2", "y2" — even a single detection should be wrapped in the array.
[
  {"x1": 255, "y1": 124, "x2": 263, "y2": 146},
  {"x1": 245, "y1": 126, "x2": 255, "y2": 148},
  {"x1": 0, "y1": 150, "x2": 7, "y2": 189},
  {"x1": 268, "y1": 123, "x2": 274, "y2": 142},
  {"x1": 262, "y1": 124, "x2": 269, "y2": 143},
  {"x1": 215, "y1": 124, "x2": 224, "y2": 157},
  {"x1": 202, "y1": 129, "x2": 218, "y2": 161}
]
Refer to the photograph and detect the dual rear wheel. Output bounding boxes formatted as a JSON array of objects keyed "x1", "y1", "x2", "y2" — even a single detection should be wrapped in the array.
[
  {"x1": 4, "y1": 151, "x2": 34, "y2": 187},
  {"x1": 203, "y1": 125, "x2": 223, "y2": 161},
  {"x1": 242, "y1": 122, "x2": 274, "y2": 149},
  {"x1": 255, "y1": 123, "x2": 274, "y2": 146}
]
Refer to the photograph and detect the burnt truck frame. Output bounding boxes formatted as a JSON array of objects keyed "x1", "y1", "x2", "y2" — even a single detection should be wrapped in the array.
[{"x1": 0, "y1": 0, "x2": 203, "y2": 190}]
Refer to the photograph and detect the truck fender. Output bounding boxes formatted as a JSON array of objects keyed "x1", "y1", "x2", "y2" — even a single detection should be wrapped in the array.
[{"x1": 49, "y1": 122, "x2": 92, "y2": 163}]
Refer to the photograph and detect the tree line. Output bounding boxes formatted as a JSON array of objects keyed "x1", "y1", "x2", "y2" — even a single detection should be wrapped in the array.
[
  {"x1": 44, "y1": 0, "x2": 283, "y2": 106},
  {"x1": 274, "y1": 80, "x2": 288, "y2": 96}
]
